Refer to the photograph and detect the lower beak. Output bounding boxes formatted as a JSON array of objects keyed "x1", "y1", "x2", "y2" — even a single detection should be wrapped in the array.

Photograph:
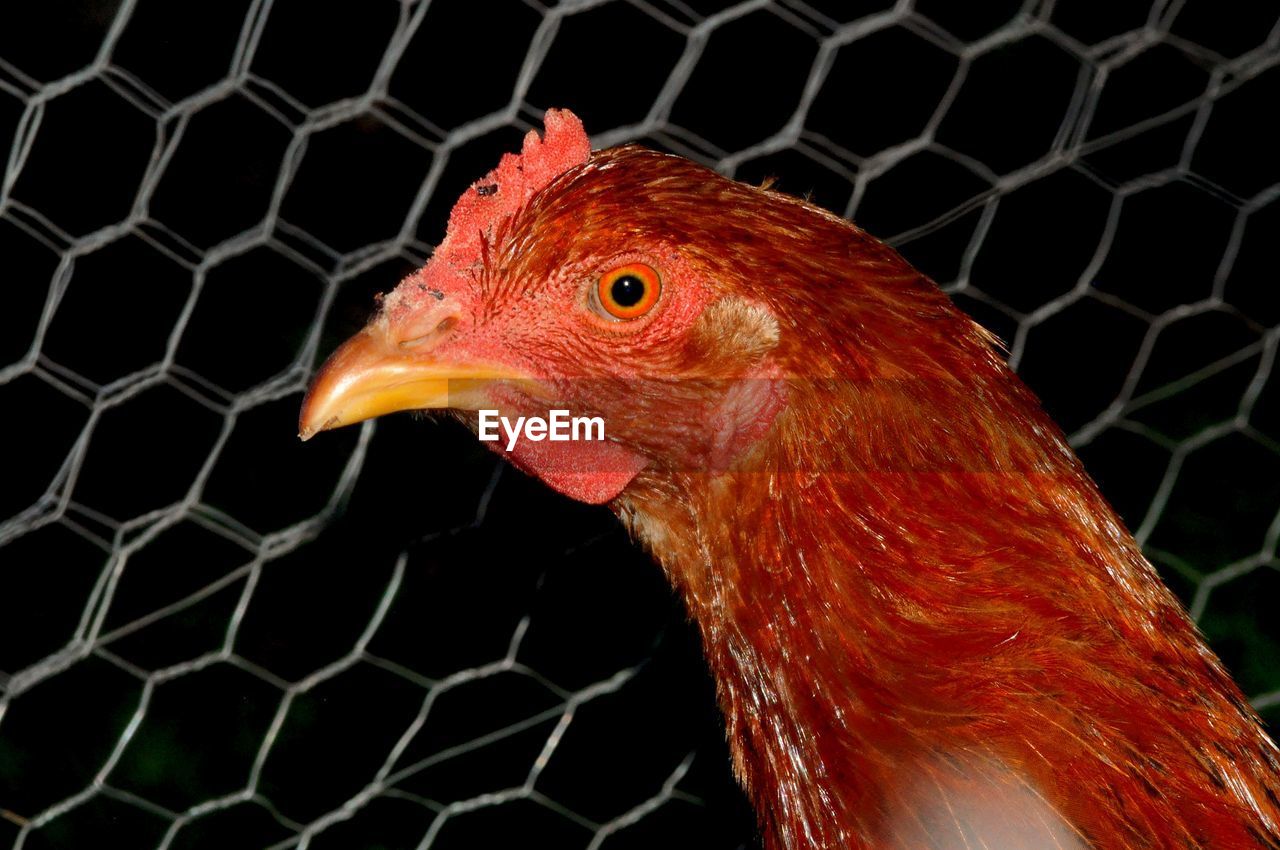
[{"x1": 297, "y1": 329, "x2": 524, "y2": 440}]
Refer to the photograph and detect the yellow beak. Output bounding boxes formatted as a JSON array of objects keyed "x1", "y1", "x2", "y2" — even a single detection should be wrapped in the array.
[{"x1": 297, "y1": 329, "x2": 524, "y2": 440}]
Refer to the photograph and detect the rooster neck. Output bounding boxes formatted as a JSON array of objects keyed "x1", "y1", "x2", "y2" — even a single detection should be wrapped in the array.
[{"x1": 617, "y1": 387, "x2": 1280, "y2": 850}]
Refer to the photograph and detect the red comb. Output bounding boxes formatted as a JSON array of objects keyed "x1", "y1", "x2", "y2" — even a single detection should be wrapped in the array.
[
  {"x1": 384, "y1": 109, "x2": 591, "y2": 316},
  {"x1": 440, "y1": 108, "x2": 591, "y2": 266}
]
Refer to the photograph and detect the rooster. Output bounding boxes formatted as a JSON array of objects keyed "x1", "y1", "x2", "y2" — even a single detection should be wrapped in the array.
[{"x1": 299, "y1": 110, "x2": 1280, "y2": 849}]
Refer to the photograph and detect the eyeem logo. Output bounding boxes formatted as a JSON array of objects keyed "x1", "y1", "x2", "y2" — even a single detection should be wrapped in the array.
[{"x1": 478, "y1": 409, "x2": 606, "y2": 451}]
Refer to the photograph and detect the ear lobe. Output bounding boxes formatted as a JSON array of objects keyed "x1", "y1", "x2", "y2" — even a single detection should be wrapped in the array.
[
  {"x1": 687, "y1": 295, "x2": 780, "y2": 370},
  {"x1": 687, "y1": 297, "x2": 786, "y2": 466}
]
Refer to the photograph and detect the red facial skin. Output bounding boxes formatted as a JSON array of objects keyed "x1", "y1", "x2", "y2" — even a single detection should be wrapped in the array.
[
  {"x1": 326, "y1": 111, "x2": 1280, "y2": 849},
  {"x1": 376, "y1": 111, "x2": 788, "y2": 503}
]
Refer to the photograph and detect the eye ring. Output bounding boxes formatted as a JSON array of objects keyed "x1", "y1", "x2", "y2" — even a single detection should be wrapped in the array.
[{"x1": 596, "y1": 263, "x2": 661, "y2": 320}]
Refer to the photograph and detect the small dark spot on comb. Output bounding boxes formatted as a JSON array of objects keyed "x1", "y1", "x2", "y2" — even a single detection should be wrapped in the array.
[
  {"x1": 427, "y1": 288, "x2": 444, "y2": 301},
  {"x1": 477, "y1": 183, "x2": 498, "y2": 196}
]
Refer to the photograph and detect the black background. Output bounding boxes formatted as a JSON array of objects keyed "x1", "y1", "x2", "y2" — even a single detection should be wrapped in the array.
[{"x1": 1, "y1": 1, "x2": 1278, "y2": 848}]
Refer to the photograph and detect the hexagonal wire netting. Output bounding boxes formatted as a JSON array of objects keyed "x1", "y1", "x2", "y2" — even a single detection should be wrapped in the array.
[{"x1": 1, "y1": 0, "x2": 1279, "y2": 848}]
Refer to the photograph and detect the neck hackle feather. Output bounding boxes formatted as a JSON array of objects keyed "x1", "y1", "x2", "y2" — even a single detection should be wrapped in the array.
[
  {"x1": 311, "y1": 110, "x2": 1280, "y2": 850},
  {"x1": 577, "y1": 150, "x2": 1280, "y2": 850}
]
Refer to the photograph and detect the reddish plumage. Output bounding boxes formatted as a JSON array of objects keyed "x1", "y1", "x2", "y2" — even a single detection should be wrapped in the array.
[{"x1": 303, "y1": 111, "x2": 1280, "y2": 849}]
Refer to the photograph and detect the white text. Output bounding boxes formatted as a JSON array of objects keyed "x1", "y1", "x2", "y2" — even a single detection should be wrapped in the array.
[{"x1": 477, "y1": 409, "x2": 606, "y2": 451}]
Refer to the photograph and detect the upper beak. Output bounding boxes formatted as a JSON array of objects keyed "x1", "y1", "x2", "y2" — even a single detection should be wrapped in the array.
[{"x1": 298, "y1": 327, "x2": 526, "y2": 441}]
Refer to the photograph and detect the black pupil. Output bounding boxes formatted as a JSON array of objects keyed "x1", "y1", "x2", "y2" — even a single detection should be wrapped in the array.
[{"x1": 610, "y1": 275, "x2": 646, "y2": 308}]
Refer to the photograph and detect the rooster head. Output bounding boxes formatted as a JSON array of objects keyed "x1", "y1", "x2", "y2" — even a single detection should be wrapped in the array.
[{"x1": 298, "y1": 109, "x2": 793, "y2": 504}]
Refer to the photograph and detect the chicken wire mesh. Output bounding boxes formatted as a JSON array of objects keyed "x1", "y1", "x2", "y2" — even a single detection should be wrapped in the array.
[{"x1": 1, "y1": 0, "x2": 1279, "y2": 847}]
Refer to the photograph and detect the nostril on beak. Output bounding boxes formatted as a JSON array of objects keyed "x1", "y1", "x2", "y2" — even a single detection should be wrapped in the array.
[{"x1": 398, "y1": 314, "x2": 460, "y2": 350}]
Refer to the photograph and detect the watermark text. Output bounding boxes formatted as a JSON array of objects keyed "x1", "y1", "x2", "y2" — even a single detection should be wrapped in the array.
[{"x1": 478, "y1": 409, "x2": 606, "y2": 451}]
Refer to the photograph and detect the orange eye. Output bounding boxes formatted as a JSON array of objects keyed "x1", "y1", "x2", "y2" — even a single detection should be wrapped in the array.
[{"x1": 596, "y1": 263, "x2": 661, "y2": 320}]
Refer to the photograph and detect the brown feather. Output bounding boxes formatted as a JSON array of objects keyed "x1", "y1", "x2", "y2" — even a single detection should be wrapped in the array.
[
  {"x1": 317, "y1": 122, "x2": 1280, "y2": 848},
  {"x1": 532, "y1": 147, "x2": 1280, "y2": 849}
]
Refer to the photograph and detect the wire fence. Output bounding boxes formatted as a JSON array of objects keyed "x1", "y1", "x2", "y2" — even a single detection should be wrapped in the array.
[{"x1": 1, "y1": 1, "x2": 1278, "y2": 848}]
